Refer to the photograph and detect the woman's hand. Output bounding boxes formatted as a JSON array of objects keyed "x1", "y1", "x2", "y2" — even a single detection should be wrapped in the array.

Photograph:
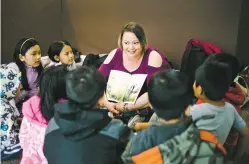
[
  {"x1": 105, "y1": 101, "x2": 120, "y2": 114},
  {"x1": 97, "y1": 94, "x2": 119, "y2": 114},
  {"x1": 114, "y1": 102, "x2": 125, "y2": 112}
]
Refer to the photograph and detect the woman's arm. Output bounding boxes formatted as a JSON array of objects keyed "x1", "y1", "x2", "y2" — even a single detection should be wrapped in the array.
[
  {"x1": 115, "y1": 92, "x2": 150, "y2": 112},
  {"x1": 97, "y1": 93, "x2": 120, "y2": 114},
  {"x1": 115, "y1": 51, "x2": 164, "y2": 112},
  {"x1": 98, "y1": 48, "x2": 117, "y2": 76}
]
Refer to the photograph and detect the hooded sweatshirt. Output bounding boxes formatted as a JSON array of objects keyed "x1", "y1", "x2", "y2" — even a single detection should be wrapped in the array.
[
  {"x1": 0, "y1": 64, "x2": 22, "y2": 160},
  {"x1": 19, "y1": 96, "x2": 48, "y2": 164},
  {"x1": 44, "y1": 101, "x2": 130, "y2": 164}
]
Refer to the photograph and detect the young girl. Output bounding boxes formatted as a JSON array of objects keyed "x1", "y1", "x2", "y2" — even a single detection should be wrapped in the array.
[
  {"x1": 46, "y1": 40, "x2": 76, "y2": 70},
  {"x1": 19, "y1": 65, "x2": 68, "y2": 164},
  {"x1": 11, "y1": 38, "x2": 43, "y2": 113},
  {"x1": 0, "y1": 64, "x2": 22, "y2": 160}
]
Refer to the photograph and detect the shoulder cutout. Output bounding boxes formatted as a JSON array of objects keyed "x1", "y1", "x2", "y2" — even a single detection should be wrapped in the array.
[
  {"x1": 148, "y1": 50, "x2": 163, "y2": 68},
  {"x1": 103, "y1": 48, "x2": 118, "y2": 64}
]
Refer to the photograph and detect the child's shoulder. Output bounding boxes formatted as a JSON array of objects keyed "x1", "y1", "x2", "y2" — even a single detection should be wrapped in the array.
[
  {"x1": 100, "y1": 119, "x2": 130, "y2": 140},
  {"x1": 224, "y1": 102, "x2": 237, "y2": 111},
  {"x1": 191, "y1": 103, "x2": 210, "y2": 111}
]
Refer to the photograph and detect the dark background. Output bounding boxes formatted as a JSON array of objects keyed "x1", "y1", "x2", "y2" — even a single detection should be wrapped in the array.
[{"x1": 2, "y1": 0, "x2": 249, "y2": 68}]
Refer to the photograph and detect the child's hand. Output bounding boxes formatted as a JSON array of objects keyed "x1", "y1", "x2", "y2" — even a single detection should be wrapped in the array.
[{"x1": 185, "y1": 105, "x2": 192, "y2": 116}]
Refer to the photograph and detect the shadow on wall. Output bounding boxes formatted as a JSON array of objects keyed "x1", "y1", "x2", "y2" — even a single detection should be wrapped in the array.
[
  {"x1": 2, "y1": 0, "x2": 242, "y2": 68},
  {"x1": 1, "y1": 0, "x2": 63, "y2": 64},
  {"x1": 61, "y1": 0, "x2": 241, "y2": 68}
]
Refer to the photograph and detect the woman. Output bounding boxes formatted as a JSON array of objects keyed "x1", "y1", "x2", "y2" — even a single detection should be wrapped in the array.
[{"x1": 99, "y1": 22, "x2": 171, "y2": 127}]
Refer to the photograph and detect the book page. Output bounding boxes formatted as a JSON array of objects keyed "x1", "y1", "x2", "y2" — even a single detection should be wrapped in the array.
[
  {"x1": 106, "y1": 70, "x2": 131, "y2": 102},
  {"x1": 123, "y1": 74, "x2": 147, "y2": 104}
]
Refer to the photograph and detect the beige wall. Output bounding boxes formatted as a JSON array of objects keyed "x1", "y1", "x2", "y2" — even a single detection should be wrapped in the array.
[
  {"x1": 2, "y1": 0, "x2": 243, "y2": 67},
  {"x1": 236, "y1": 0, "x2": 249, "y2": 67},
  {"x1": 62, "y1": 0, "x2": 241, "y2": 67},
  {"x1": 1, "y1": 0, "x2": 62, "y2": 63}
]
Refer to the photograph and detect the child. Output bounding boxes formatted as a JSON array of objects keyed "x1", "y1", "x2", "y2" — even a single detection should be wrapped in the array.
[
  {"x1": 11, "y1": 38, "x2": 43, "y2": 114},
  {"x1": 46, "y1": 40, "x2": 76, "y2": 70},
  {"x1": 44, "y1": 66, "x2": 130, "y2": 164},
  {"x1": 19, "y1": 65, "x2": 68, "y2": 164},
  {"x1": 190, "y1": 61, "x2": 249, "y2": 161},
  {"x1": 122, "y1": 69, "x2": 193, "y2": 156},
  {"x1": 196, "y1": 53, "x2": 246, "y2": 161},
  {"x1": 0, "y1": 64, "x2": 22, "y2": 160}
]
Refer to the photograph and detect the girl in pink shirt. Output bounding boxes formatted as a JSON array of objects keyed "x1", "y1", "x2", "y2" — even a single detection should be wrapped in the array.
[{"x1": 19, "y1": 65, "x2": 68, "y2": 164}]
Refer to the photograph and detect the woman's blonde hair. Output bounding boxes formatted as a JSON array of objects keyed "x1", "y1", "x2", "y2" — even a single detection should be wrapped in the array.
[{"x1": 118, "y1": 22, "x2": 148, "y2": 54}]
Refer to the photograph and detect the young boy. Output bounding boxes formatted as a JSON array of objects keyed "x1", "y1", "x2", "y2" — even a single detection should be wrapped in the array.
[
  {"x1": 122, "y1": 69, "x2": 193, "y2": 156},
  {"x1": 190, "y1": 60, "x2": 249, "y2": 161},
  {"x1": 196, "y1": 53, "x2": 246, "y2": 159},
  {"x1": 44, "y1": 66, "x2": 130, "y2": 164}
]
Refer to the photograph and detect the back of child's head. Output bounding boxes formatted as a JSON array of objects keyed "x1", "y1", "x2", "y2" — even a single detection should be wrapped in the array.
[
  {"x1": 72, "y1": 47, "x2": 82, "y2": 63},
  {"x1": 39, "y1": 65, "x2": 68, "y2": 121},
  {"x1": 204, "y1": 53, "x2": 239, "y2": 82},
  {"x1": 47, "y1": 40, "x2": 71, "y2": 63},
  {"x1": 148, "y1": 69, "x2": 193, "y2": 120},
  {"x1": 195, "y1": 61, "x2": 232, "y2": 101},
  {"x1": 66, "y1": 66, "x2": 106, "y2": 109},
  {"x1": 0, "y1": 64, "x2": 21, "y2": 100},
  {"x1": 180, "y1": 50, "x2": 208, "y2": 89}
]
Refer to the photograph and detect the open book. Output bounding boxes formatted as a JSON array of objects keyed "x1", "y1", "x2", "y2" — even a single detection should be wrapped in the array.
[{"x1": 106, "y1": 70, "x2": 147, "y2": 104}]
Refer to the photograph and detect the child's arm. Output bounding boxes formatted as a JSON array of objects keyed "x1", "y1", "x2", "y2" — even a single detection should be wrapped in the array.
[
  {"x1": 19, "y1": 117, "x2": 29, "y2": 148},
  {"x1": 234, "y1": 126, "x2": 249, "y2": 161},
  {"x1": 233, "y1": 109, "x2": 249, "y2": 161},
  {"x1": 134, "y1": 122, "x2": 150, "y2": 131}
]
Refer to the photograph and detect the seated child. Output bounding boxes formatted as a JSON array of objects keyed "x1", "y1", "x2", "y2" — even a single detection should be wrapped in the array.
[
  {"x1": 44, "y1": 66, "x2": 130, "y2": 164},
  {"x1": 0, "y1": 64, "x2": 22, "y2": 160},
  {"x1": 122, "y1": 69, "x2": 193, "y2": 156},
  {"x1": 196, "y1": 53, "x2": 245, "y2": 160},
  {"x1": 46, "y1": 40, "x2": 76, "y2": 70},
  {"x1": 19, "y1": 65, "x2": 68, "y2": 164},
  {"x1": 189, "y1": 60, "x2": 249, "y2": 161}
]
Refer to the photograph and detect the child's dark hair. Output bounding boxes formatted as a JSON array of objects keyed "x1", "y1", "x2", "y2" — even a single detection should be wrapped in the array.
[
  {"x1": 180, "y1": 50, "x2": 208, "y2": 89},
  {"x1": 39, "y1": 65, "x2": 68, "y2": 121},
  {"x1": 13, "y1": 38, "x2": 43, "y2": 90},
  {"x1": 148, "y1": 69, "x2": 193, "y2": 120},
  {"x1": 47, "y1": 40, "x2": 72, "y2": 63},
  {"x1": 204, "y1": 53, "x2": 240, "y2": 83},
  {"x1": 195, "y1": 61, "x2": 232, "y2": 101},
  {"x1": 72, "y1": 47, "x2": 82, "y2": 63},
  {"x1": 65, "y1": 66, "x2": 106, "y2": 110}
]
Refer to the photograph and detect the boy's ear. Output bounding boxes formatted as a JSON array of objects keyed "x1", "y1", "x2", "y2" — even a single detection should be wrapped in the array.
[
  {"x1": 54, "y1": 55, "x2": 60, "y2": 61},
  {"x1": 196, "y1": 85, "x2": 204, "y2": 96}
]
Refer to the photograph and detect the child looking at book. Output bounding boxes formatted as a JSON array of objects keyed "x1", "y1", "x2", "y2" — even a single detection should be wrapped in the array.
[
  {"x1": 44, "y1": 66, "x2": 130, "y2": 164},
  {"x1": 195, "y1": 53, "x2": 246, "y2": 161},
  {"x1": 19, "y1": 65, "x2": 68, "y2": 164},
  {"x1": 188, "y1": 60, "x2": 249, "y2": 161},
  {"x1": 46, "y1": 40, "x2": 77, "y2": 70}
]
